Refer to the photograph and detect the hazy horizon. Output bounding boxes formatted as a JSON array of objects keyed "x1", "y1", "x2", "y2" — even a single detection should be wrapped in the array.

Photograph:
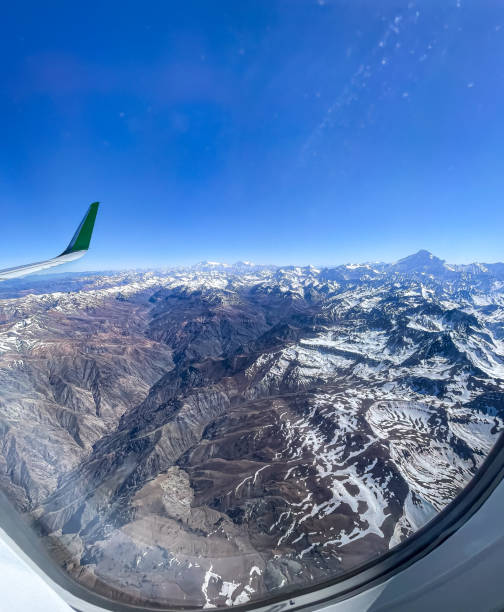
[{"x1": 3, "y1": 248, "x2": 504, "y2": 282}]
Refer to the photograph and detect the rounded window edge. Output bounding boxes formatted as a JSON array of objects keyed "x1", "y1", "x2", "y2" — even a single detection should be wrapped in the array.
[{"x1": 1, "y1": 431, "x2": 503, "y2": 612}]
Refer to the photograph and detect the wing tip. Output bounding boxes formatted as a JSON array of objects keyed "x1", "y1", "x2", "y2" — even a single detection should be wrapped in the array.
[
  {"x1": 0, "y1": 202, "x2": 101, "y2": 281},
  {"x1": 61, "y1": 201, "x2": 100, "y2": 255}
]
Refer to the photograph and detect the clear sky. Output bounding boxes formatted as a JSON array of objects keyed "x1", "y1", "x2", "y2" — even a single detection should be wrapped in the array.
[{"x1": 1, "y1": 1, "x2": 504, "y2": 271}]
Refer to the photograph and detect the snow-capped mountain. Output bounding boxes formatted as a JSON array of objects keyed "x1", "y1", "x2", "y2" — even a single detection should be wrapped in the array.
[
  {"x1": 0, "y1": 252, "x2": 503, "y2": 607},
  {"x1": 393, "y1": 249, "x2": 452, "y2": 275}
]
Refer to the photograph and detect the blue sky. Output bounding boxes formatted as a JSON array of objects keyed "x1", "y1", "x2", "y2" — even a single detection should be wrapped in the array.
[{"x1": 1, "y1": 1, "x2": 504, "y2": 271}]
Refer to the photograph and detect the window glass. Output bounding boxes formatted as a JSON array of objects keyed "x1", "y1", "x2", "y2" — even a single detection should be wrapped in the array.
[{"x1": 1, "y1": 1, "x2": 503, "y2": 609}]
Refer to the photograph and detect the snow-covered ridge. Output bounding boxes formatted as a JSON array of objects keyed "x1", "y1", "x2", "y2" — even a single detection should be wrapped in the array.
[{"x1": 1, "y1": 252, "x2": 504, "y2": 607}]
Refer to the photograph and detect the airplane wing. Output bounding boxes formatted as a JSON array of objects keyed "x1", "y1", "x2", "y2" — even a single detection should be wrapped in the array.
[{"x1": 0, "y1": 202, "x2": 99, "y2": 281}]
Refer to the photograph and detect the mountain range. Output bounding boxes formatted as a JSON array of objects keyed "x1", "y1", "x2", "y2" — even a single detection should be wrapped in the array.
[{"x1": 0, "y1": 251, "x2": 503, "y2": 608}]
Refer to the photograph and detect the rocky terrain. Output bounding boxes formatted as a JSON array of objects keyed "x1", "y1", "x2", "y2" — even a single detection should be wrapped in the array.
[{"x1": 1, "y1": 250, "x2": 504, "y2": 608}]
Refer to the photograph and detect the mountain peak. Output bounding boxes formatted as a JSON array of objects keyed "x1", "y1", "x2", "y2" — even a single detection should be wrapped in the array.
[
  {"x1": 394, "y1": 250, "x2": 449, "y2": 274},
  {"x1": 399, "y1": 249, "x2": 440, "y2": 261},
  {"x1": 195, "y1": 261, "x2": 230, "y2": 269}
]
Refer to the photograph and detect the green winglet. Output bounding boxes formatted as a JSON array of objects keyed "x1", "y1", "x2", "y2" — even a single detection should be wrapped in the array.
[{"x1": 61, "y1": 202, "x2": 100, "y2": 255}]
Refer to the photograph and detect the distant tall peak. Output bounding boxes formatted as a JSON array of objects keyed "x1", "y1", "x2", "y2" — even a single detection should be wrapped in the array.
[
  {"x1": 394, "y1": 250, "x2": 449, "y2": 274},
  {"x1": 397, "y1": 250, "x2": 443, "y2": 263}
]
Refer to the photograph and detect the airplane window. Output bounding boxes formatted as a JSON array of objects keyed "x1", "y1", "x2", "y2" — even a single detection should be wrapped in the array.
[{"x1": 1, "y1": 1, "x2": 504, "y2": 610}]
